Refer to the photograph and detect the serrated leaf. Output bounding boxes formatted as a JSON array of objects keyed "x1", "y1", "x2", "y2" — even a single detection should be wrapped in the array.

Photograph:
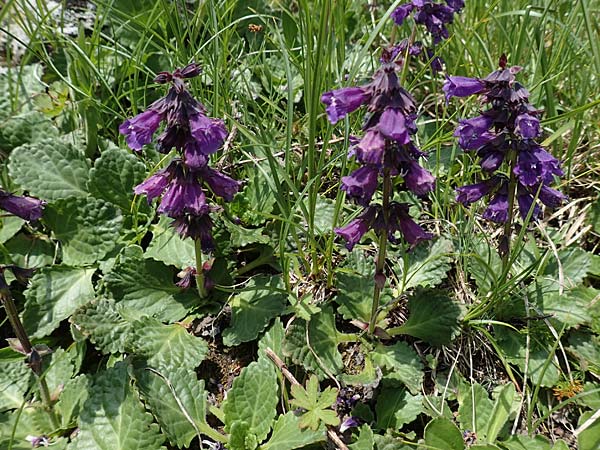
[
  {"x1": 540, "y1": 286, "x2": 598, "y2": 329},
  {"x1": 543, "y1": 247, "x2": 591, "y2": 288},
  {"x1": 223, "y1": 217, "x2": 269, "y2": 247},
  {"x1": 387, "y1": 290, "x2": 461, "y2": 346},
  {"x1": 424, "y1": 418, "x2": 465, "y2": 450},
  {"x1": 144, "y1": 215, "x2": 196, "y2": 268},
  {"x1": 70, "y1": 298, "x2": 131, "y2": 354},
  {"x1": 0, "y1": 409, "x2": 68, "y2": 450},
  {"x1": 283, "y1": 308, "x2": 344, "y2": 380},
  {"x1": 260, "y1": 412, "x2": 326, "y2": 450},
  {"x1": 88, "y1": 147, "x2": 147, "y2": 211},
  {"x1": 69, "y1": 362, "x2": 165, "y2": 450},
  {"x1": 399, "y1": 237, "x2": 454, "y2": 290},
  {"x1": 44, "y1": 197, "x2": 123, "y2": 265},
  {"x1": 457, "y1": 383, "x2": 493, "y2": 439},
  {"x1": 4, "y1": 233, "x2": 55, "y2": 268},
  {"x1": 372, "y1": 342, "x2": 424, "y2": 394},
  {"x1": 223, "y1": 276, "x2": 287, "y2": 346},
  {"x1": 127, "y1": 316, "x2": 207, "y2": 371},
  {"x1": 23, "y1": 266, "x2": 95, "y2": 338},
  {"x1": 375, "y1": 387, "x2": 423, "y2": 430},
  {"x1": 0, "y1": 111, "x2": 58, "y2": 152},
  {"x1": 0, "y1": 358, "x2": 32, "y2": 412},
  {"x1": 8, "y1": 139, "x2": 90, "y2": 200},
  {"x1": 223, "y1": 359, "x2": 278, "y2": 443},
  {"x1": 336, "y1": 272, "x2": 375, "y2": 322},
  {"x1": 104, "y1": 246, "x2": 196, "y2": 322},
  {"x1": 56, "y1": 375, "x2": 89, "y2": 429},
  {"x1": 136, "y1": 367, "x2": 207, "y2": 448},
  {"x1": 258, "y1": 318, "x2": 285, "y2": 360}
]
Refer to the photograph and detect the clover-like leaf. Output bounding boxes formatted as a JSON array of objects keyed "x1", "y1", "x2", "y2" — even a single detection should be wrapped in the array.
[
  {"x1": 23, "y1": 266, "x2": 95, "y2": 338},
  {"x1": 8, "y1": 139, "x2": 91, "y2": 200},
  {"x1": 260, "y1": 412, "x2": 326, "y2": 450},
  {"x1": 290, "y1": 375, "x2": 340, "y2": 431},
  {"x1": 44, "y1": 197, "x2": 123, "y2": 265},
  {"x1": 223, "y1": 276, "x2": 287, "y2": 346}
]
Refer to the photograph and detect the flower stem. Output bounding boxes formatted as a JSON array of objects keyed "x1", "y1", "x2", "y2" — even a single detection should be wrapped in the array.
[
  {"x1": 0, "y1": 288, "x2": 60, "y2": 429},
  {"x1": 369, "y1": 168, "x2": 392, "y2": 335},
  {"x1": 194, "y1": 239, "x2": 208, "y2": 299},
  {"x1": 501, "y1": 149, "x2": 519, "y2": 272}
]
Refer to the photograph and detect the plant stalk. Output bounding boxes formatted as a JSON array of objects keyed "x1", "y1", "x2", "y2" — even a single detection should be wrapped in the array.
[
  {"x1": 194, "y1": 239, "x2": 208, "y2": 299},
  {"x1": 501, "y1": 149, "x2": 519, "y2": 272}
]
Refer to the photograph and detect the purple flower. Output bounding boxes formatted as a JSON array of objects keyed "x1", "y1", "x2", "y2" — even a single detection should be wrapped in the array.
[
  {"x1": 159, "y1": 171, "x2": 208, "y2": 217},
  {"x1": 339, "y1": 417, "x2": 363, "y2": 433},
  {"x1": 454, "y1": 115, "x2": 495, "y2": 150},
  {"x1": 515, "y1": 113, "x2": 540, "y2": 139},
  {"x1": 321, "y1": 87, "x2": 370, "y2": 124},
  {"x1": 335, "y1": 207, "x2": 377, "y2": 250},
  {"x1": 538, "y1": 184, "x2": 567, "y2": 208},
  {"x1": 446, "y1": 0, "x2": 464, "y2": 11},
  {"x1": 189, "y1": 114, "x2": 228, "y2": 156},
  {"x1": 0, "y1": 191, "x2": 45, "y2": 221},
  {"x1": 134, "y1": 162, "x2": 177, "y2": 201},
  {"x1": 382, "y1": 202, "x2": 433, "y2": 247},
  {"x1": 403, "y1": 161, "x2": 435, "y2": 196},
  {"x1": 341, "y1": 166, "x2": 379, "y2": 206},
  {"x1": 391, "y1": 3, "x2": 415, "y2": 25},
  {"x1": 443, "y1": 76, "x2": 485, "y2": 101},
  {"x1": 455, "y1": 177, "x2": 500, "y2": 205},
  {"x1": 171, "y1": 214, "x2": 215, "y2": 251},
  {"x1": 514, "y1": 145, "x2": 563, "y2": 186},
  {"x1": 199, "y1": 166, "x2": 241, "y2": 201},
  {"x1": 482, "y1": 193, "x2": 509, "y2": 223},
  {"x1": 378, "y1": 108, "x2": 410, "y2": 144},
  {"x1": 119, "y1": 108, "x2": 164, "y2": 151},
  {"x1": 517, "y1": 189, "x2": 540, "y2": 220},
  {"x1": 355, "y1": 130, "x2": 386, "y2": 167}
]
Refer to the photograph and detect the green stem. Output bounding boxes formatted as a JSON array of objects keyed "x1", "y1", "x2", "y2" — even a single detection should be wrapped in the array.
[
  {"x1": 198, "y1": 423, "x2": 228, "y2": 444},
  {"x1": 368, "y1": 167, "x2": 392, "y2": 335},
  {"x1": 194, "y1": 239, "x2": 208, "y2": 299},
  {"x1": 0, "y1": 289, "x2": 60, "y2": 430},
  {"x1": 501, "y1": 149, "x2": 519, "y2": 272}
]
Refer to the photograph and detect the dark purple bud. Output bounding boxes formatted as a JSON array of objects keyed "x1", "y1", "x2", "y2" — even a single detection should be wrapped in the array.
[
  {"x1": 391, "y1": 3, "x2": 415, "y2": 25},
  {"x1": 538, "y1": 184, "x2": 567, "y2": 208},
  {"x1": 0, "y1": 191, "x2": 45, "y2": 221},
  {"x1": 334, "y1": 207, "x2": 377, "y2": 251},
  {"x1": 189, "y1": 114, "x2": 228, "y2": 155},
  {"x1": 339, "y1": 416, "x2": 363, "y2": 433},
  {"x1": 183, "y1": 142, "x2": 209, "y2": 169},
  {"x1": 374, "y1": 272, "x2": 386, "y2": 290},
  {"x1": 171, "y1": 214, "x2": 215, "y2": 251},
  {"x1": 454, "y1": 115, "x2": 495, "y2": 150},
  {"x1": 199, "y1": 166, "x2": 241, "y2": 202},
  {"x1": 482, "y1": 193, "x2": 509, "y2": 223},
  {"x1": 119, "y1": 109, "x2": 164, "y2": 151},
  {"x1": 355, "y1": 129, "x2": 386, "y2": 167},
  {"x1": 321, "y1": 87, "x2": 370, "y2": 124},
  {"x1": 385, "y1": 203, "x2": 433, "y2": 247},
  {"x1": 154, "y1": 71, "x2": 172, "y2": 84},
  {"x1": 443, "y1": 76, "x2": 485, "y2": 101},
  {"x1": 176, "y1": 266, "x2": 197, "y2": 289},
  {"x1": 479, "y1": 148, "x2": 505, "y2": 172},
  {"x1": 514, "y1": 145, "x2": 563, "y2": 186},
  {"x1": 377, "y1": 108, "x2": 410, "y2": 144},
  {"x1": 7, "y1": 266, "x2": 35, "y2": 284},
  {"x1": 456, "y1": 177, "x2": 500, "y2": 205},
  {"x1": 179, "y1": 62, "x2": 202, "y2": 79},
  {"x1": 515, "y1": 113, "x2": 540, "y2": 139},
  {"x1": 341, "y1": 165, "x2": 379, "y2": 206},
  {"x1": 134, "y1": 165, "x2": 174, "y2": 202},
  {"x1": 446, "y1": 0, "x2": 464, "y2": 11},
  {"x1": 159, "y1": 172, "x2": 209, "y2": 217},
  {"x1": 403, "y1": 161, "x2": 435, "y2": 196}
]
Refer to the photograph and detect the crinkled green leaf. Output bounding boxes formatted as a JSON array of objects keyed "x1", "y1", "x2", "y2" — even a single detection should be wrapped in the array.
[
  {"x1": 399, "y1": 237, "x2": 454, "y2": 290},
  {"x1": 8, "y1": 139, "x2": 90, "y2": 200},
  {"x1": 229, "y1": 420, "x2": 255, "y2": 450},
  {"x1": 44, "y1": 348, "x2": 76, "y2": 394},
  {"x1": 372, "y1": 342, "x2": 424, "y2": 394},
  {"x1": 543, "y1": 247, "x2": 591, "y2": 288},
  {"x1": 69, "y1": 362, "x2": 165, "y2": 450},
  {"x1": 127, "y1": 316, "x2": 208, "y2": 371},
  {"x1": 223, "y1": 217, "x2": 269, "y2": 247},
  {"x1": 540, "y1": 286, "x2": 598, "y2": 329},
  {"x1": 283, "y1": 308, "x2": 344, "y2": 380},
  {"x1": 223, "y1": 276, "x2": 287, "y2": 346},
  {"x1": 424, "y1": 418, "x2": 465, "y2": 450},
  {"x1": 144, "y1": 215, "x2": 196, "y2": 268},
  {"x1": 104, "y1": 246, "x2": 196, "y2": 322},
  {"x1": 568, "y1": 332, "x2": 600, "y2": 377},
  {"x1": 375, "y1": 387, "x2": 423, "y2": 430},
  {"x1": 0, "y1": 64, "x2": 45, "y2": 119},
  {"x1": 335, "y1": 272, "x2": 388, "y2": 323},
  {"x1": 23, "y1": 266, "x2": 95, "y2": 338},
  {"x1": 4, "y1": 233, "x2": 55, "y2": 268},
  {"x1": 387, "y1": 289, "x2": 462, "y2": 346},
  {"x1": 44, "y1": 197, "x2": 123, "y2": 265},
  {"x1": 0, "y1": 409, "x2": 68, "y2": 450},
  {"x1": 223, "y1": 358, "x2": 278, "y2": 443},
  {"x1": 0, "y1": 357, "x2": 32, "y2": 412},
  {"x1": 0, "y1": 111, "x2": 58, "y2": 152},
  {"x1": 373, "y1": 434, "x2": 413, "y2": 449},
  {"x1": 70, "y1": 298, "x2": 131, "y2": 354},
  {"x1": 88, "y1": 147, "x2": 147, "y2": 211},
  {"x1": 56, "y1": 375, "x2": 90, "y2": 429},
  {"x1": 260, "y1": 412, "x2": 326, "y2": 450},
  {"x1": 136, "y1": 367, "x2": 207, "y2": 448}
]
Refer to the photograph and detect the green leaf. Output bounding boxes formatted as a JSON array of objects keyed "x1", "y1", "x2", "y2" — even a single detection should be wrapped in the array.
[
  {"x1": 0, "y1": 64, "x2": 45, "y2": 119},
  {"x1": 465, "y1": 238, "x2": 502, "y2": 294},
  {"x1": 500, "y1": 435, "x2": 553, "y2": 450},
  {"x1": 258, "y1": 318, "x2": 286, "y2": 360},
  {"x1": 4, "y1": 233, "x2": 55, "y2": 268},
  {"x1": 290, "y1": 375, "x2": 340, "y2": 431},
  {"x1": 372, "y1": 342, "x2": 424, "y2": 394},
  {"x1": 223, "y1": 358, "x2": 278, "y2": 443},
  {"x1": 44, "y1": 197, "x2": 123, "y2": 265},
  {"x1": 23, "y1": 266, "x2": 95, "y2": 338},
  {"x1": 104, "y1": 246, "x2": 196, "y2": 322},
  {"x1": 0, "y1": 216, "x2": 24, "y2": 243},
  {"x1": 0, "y1": 111, "x2": 58, "y2": 152},
  {"x1": 335, "y1": 271, "x2": 388, "y2": 322},
  {"x1": 260, "y1": 412, "x2": 326, "y2": 450},
  {"x1": 375, "y1": 387, "x2": 423, "y2": 430},
  {"x1": 8, "y1": 139, "x2": 91, "y2": 200},
  {"x1": 223, "y1": 217, "x2": 270, "y2": 247},
  {"x1": 423, "y1": 418, "x2": 465, "y2": 450},
  {"x1": 374, "y1": 434, "x2": 413, "y2": 449},
  {"x1": 88, "y1": 147, "x2": 147, "y2": 211},
  {"x1": 229, "y1": 420, "x2": 255, "y2": 450},
  {"x1": 540, "y1": 286, "x2": 598, "y2": 329},
  {"x1": 543, "y1": 247, "x2": 591, "y2": 288},
  {"x1": 387, "y1": 290, "x2": 462, "y2": 346},
  {"x1": 486, "y1": 383, "x2": 516, "y2": 443},
  {"x1": 0, "y1": 358, "x2": 32, "y2": 412},
  {"x1": 399, "y1": 237, "x2": 454, "y2": 290},
  {"x1": 230, "y1": 166, "x2": 276, "y2": 226},
  {"x1": 127, "y1": 316, "x2": 208, "y2": 371},
  {"x1": 69, "y1": 362, "x2": 165, "y2": 450},
  {"x1": 70, "y1": 298, "x2": 131, "y2": 354},
  {"x1": 568, "y1": 332, "x2": 600, "y2": 377},
  {"x1": 578, "y1": 410, "x2": 600, "y2": 450},
  {"x1": 136, "y1": 367, "x2": 207, "y2": 448},
  {"x1": 44, "y1": 348, "x2": 76, "y2": 394},
  {"x1": 457, "y1": 383, "x2": 493, "y2": 439},
  {"x1": 0, "y1": 409, "x2": 68, "y2": 450},
  {"x1": 283, "y1": 308, "x2": 344, "y2": 380},
  {"x1": 144, "y1": 216, "x2": 196, "y2": 268},
  {"x1": 56, "y1": 375, "x2": 90, "y2": 429},
  {"x1": 349, "y1": 424, "x2": 374, "y2": 450},
  {"x1": 223, "y1": 276, "x2": 287, "y2": 346}
]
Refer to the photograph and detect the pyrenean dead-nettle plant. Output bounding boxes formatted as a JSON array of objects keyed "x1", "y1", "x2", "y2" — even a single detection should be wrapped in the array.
[
  {"x1": 445, "y1": 55, "x2": 566, "y2": 267},
  {"x1": 120, "y1": 63, "x2": 240, "y2": 297},
  {"x1": 322, "y1": 47, "x2": 435, "y2": 335}
]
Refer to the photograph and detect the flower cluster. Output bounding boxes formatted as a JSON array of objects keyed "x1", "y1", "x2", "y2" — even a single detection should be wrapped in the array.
[
  {"x1": 322, "y1": 48, "x2": 434, "y2": 251},
  {"x1": 120, "y1": 63, "x2": 240, "y2": 251},
  {"x1": 0, "y1": 189, "x2": 44, "y2": 221},
  {"x1": 392, "y1": 0, "x2": 464, "y2": 44},
  {"x1": 445, "y1": 55, "x2": 566, "y2": 223}
]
